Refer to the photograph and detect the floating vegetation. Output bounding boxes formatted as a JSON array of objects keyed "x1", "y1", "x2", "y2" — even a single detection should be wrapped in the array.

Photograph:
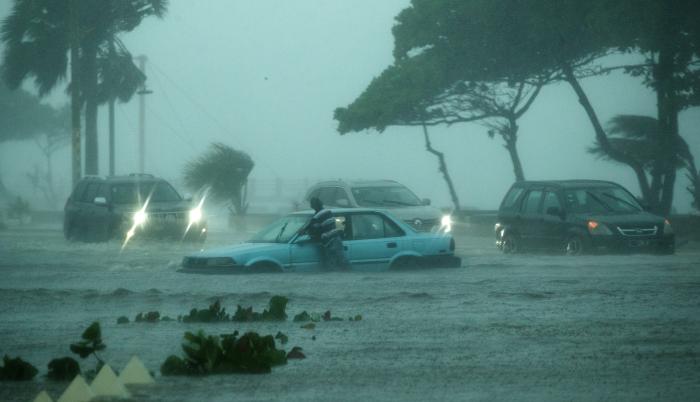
[
  {"x1": 349, "y1": 314, "x2": 363, "y2": 321},
  {"x1": 274, "y1": 331, "x2": 288, "y2": 345},
  {"x1": 179, "y1": 300, "x2": 230, "y2": 323},
  {"x1": 161, "y1": 330, "x2": 287, "y2": 376},
  {"x1": 232, "y1": 296, "x2": 289, "y2": 322},
  {"x1": 47, "y1": 357, "x2": 81, "y2": 381},
  {"x1": 70, "y1": 322, "x2": 106, "y2": 364},
  {"x1": 300, "y1": 323, "x2": 315, "y2": 330},
  {"x1": 322, "y1": 310, "x2": 343, "y2": 321},
  {"x1": 295, "y1": 310, "x2": 361, "y2": 322},
  {"x1": 116, "y1": 316, "x2": 129, "y2": 324},
  {"x1": 287, "y1": 347, "x2": 306, "y2": 360},
  {"x1": 135, "y1": 311, "x2": 160, "y2": 323},
  {"x1": 0, "y1": 355, "x2": 38, "y2": 381}
]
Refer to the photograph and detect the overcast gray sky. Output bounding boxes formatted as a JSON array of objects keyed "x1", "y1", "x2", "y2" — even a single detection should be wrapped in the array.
[{"x1": 1, "y1": 0, "x2": 699, "y2": 212}]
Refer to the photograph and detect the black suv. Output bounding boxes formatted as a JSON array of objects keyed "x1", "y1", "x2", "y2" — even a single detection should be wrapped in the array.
[
  {"x1": 63, "y1": 174, "x2": 207, "y2": 243},
  {"x1": 495, "y1": 180, "x2": 675, "y2": 255}
]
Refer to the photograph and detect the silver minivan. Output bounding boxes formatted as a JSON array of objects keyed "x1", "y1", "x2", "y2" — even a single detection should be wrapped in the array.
[{"x1": 302, "y1": 179, "x2": 449, "y2": 232}]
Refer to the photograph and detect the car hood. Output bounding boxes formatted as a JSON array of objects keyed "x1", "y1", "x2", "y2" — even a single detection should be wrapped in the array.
[
  {"x1": 572, "y1": 211, "x2": 664, "y2": 226},
  {"x1": 188, "y1": 242, "x2": 286, "y2": 259},
  {"x1": 377, "y1": 205, "x2": 443, "y2": 221}
]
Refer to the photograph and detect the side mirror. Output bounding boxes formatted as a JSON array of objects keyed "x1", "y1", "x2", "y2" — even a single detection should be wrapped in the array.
[
  {"x1": 94, "y1": 196, "x2": 107, "y2": 206},
  {"x1": 422, "y1": 198, "x2": 431, "y2": 206},
  {"x1": 546, "y1": 206, "x2": 564, "y2": 219},
  {"x1": 184, "y1": 193, "x2": 193, "y2": 202},
  {"x1": 336, "y1": 199, "x2": 350, "y2": 207}
]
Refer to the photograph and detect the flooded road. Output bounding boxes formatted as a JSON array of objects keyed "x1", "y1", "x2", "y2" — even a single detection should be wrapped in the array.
[{"x1": 1, "y1": 223, "x2": 699, "y2": 401}]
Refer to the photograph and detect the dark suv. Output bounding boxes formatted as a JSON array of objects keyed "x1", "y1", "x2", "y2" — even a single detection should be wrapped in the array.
[
  {"x1": 495, "y1": 180, "x2": 675, "y2": 255},
  {"x1": 64, "y1": 174, "x2": 207, "y2": 243}
]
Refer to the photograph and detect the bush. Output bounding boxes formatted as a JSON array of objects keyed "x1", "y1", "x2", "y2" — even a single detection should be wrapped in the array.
[
  {"x1": 0, "y1": 355, "x2": 38, "y2": 381},
  {"x1": 232, "y1": 296, "x2": 288, "y2": 322},
  {"x1": 161, "y1": 330, "x2": 287, "y2": 376},
  {"x1": 135, "y1": 311, "x2": 160, "y2": 323},
  {"x1": 47, "y1": 357, "x2": 80, "y2": 381},
  {"x1": 180, "y1": 300, "x2": 229, "y2": 323}
]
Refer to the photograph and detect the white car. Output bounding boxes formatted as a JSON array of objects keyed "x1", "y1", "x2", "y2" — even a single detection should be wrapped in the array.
[
  {"x1": 181, "y1": 208, "x2": 460, "y2": 273},
  {"x1": 302, "y1": 180, "x2": 447, "y2": 232}
]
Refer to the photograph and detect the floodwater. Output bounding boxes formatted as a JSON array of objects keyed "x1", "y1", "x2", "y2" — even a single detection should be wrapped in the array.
[{"x1": 1, "y1": 222, "x2": 699, "y2": 401}]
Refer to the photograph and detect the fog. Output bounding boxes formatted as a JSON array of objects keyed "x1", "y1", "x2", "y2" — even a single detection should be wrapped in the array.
[{"x1": 1, "y1": 0, "x2": 699, "y2": 211}]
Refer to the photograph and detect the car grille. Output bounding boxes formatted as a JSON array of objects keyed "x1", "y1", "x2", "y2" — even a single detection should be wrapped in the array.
[
  {"x1": 616, "y1": 225, "x2": 658, "y2": 237},
  {"x1": 150, "y1": 212, "x2": 186, "y2": 224},
  {"x1": 407, "y1": 218, "x2": 438, "y2": 231}
]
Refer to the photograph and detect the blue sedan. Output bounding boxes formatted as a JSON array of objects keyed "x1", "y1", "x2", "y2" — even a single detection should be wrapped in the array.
[{"x1": 180, "y1": 208, "x2": 461, "y2": 273}]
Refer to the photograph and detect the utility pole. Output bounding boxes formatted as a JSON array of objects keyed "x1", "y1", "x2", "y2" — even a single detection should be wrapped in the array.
[
  {"x1": 108, "y1": 38, "x2": 116, "y2": 176},
  {"x1": 135, "y1": 55, "x2": 152, "y2": 173},
  {"x1": 69, "y1": 0, "x2": 81, "y2": 186}
]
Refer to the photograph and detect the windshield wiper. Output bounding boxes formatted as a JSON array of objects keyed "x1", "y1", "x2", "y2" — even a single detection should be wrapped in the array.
[
  {"x1": 274, "y1": 222, "x2": 289, "y2": 243},
  {"x1": 600, "y1": 192, "x2": 641, "y2": 211},
  {"x1": 381, "y1": 199, "x2": 416, "y2": 206}
]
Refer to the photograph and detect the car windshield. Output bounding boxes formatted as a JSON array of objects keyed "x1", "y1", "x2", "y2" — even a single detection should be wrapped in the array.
[
  {"x1": 564, "y1": 186, "x2": 643, "y2": 214},
  {"x1": 351, "y1": 186, "x2": 422, "y2": 207},
  {"x1": 249, "y1": 215, "x2": 310, "y2": 243},
  {"x1": 111, "y1": 182, "x2": 182, "y2": 204}
]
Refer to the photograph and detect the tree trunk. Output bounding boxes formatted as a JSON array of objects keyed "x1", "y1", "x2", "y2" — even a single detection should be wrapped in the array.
[
  {"x1": 108, "y1": 38, "x2": 116, "y2": 176},
  {"x1": 501, "y1": 119, "x2": 525, "y2": 182},
  {"x1": 83, "y1": 42, "x2": 99, "y2": 176},
  {"x1": 69, "y1": 0, "x2": 81, "y2": 187},
  {"x1": 422, "y1": 124, "x2": 461, "y2": 214},
  {"x1": 654, "y1": 48, "x2": 679, "y2": 216},
  {"x1": 562, "y1": 64, "x2": 653, "y2": 203}
]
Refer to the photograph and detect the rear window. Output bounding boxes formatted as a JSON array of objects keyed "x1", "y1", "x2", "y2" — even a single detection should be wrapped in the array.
[{"x1": 500, "y1": 186, "x2": 525, "y2": 212}]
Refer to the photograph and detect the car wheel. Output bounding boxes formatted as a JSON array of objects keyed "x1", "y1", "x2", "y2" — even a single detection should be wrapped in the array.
[
  {"x1": 64, "y1": 221, "x2": 80, "y2": 241},
  {"x1": 565, "y1": 234, "x2": 587, "y2": 256},
  {"x1": 249, "y1": 262, "x2": 282, "y2": 273},
  {"x1": 501, "y1": 234, "x2": 519, "y2": 254},
  {"x1": 390, "y1": 256, "x2": 423, "y2": 270}
]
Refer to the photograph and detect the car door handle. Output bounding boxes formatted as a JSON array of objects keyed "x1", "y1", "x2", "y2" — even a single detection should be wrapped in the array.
[{"x1": 386, "y1": 242, "x2": 397, "y2": 249}]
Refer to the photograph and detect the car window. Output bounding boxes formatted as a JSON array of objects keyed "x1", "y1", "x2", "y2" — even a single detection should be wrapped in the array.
[
  {"x1": 522, "y1": 190, "x2": 543, "y2": 214},
  {"x1": 82, "y1": 183, "x2": 100, "y2": 203},
  {"x1": 500, "y1": 186, "x2": 524, "y2": 212},
  {"x1": 351, "y1": 186, "x2": 422, "y2": 207},
  {"x1": 72, "y1": 182, "x2": 88, "y2": 202},
  {"x1": 564, "y1": 187, "x2": 641, "y2": 214},
  {"x1": 334, "y1": 188, "x2": 351, "y2": 207},
  {"x1": 249, "y1": 215, "x2": 310, "y2": 243},
  {"x1": 96, "y1": 184, "x2": 109, "y2": 199},
  {"x1": 317, "y1": 187, "x2": 337, "y2": 206},
  {"x1": 111, "y1": 182, "x2": 182, "y2": 204},
  {"x1": 542, "y1": 191, "x2": 561, "y2": 213},
  {"x1": 350, "y1": 213, "x2": 403, "y2": 240}
]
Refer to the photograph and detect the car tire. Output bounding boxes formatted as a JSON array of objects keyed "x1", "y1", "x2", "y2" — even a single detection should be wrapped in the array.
[
  {"x1": 390, "y1": 256, "x2": 423, "y2": 270},
  {"x1": 501, "y1": 234, "x2": 519, "y2": 254},
  {"x1": 64, "y1": 220, "x2": 80, "y2": 241},
  {"x1": 249, "y1": 262, "x2": 282, "y2": 273},
  {"x1": 565, "y1": 234, "x2": 587, "y2": 256}
]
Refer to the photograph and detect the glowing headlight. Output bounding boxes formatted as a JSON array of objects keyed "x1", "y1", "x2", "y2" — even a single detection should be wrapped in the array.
[
  {"x1": 663, "y1": 219, "x2": 673, "y2": 235},
  {"x1": 133, "y1": 210, "x2": 148, "y2": 226},
  {"x1": 440, "y1": 215, "x2": 453, "y2": 233},
  {"x1": 587, "y1": 220, "x2": 612, "y2": 235},
  {"x1": 189, "y1": 207, "x2": 202, "y2": 223}
]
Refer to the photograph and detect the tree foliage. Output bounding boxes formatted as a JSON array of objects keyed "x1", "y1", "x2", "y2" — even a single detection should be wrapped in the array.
[
  {"x1": 0, "y1": 83, "x2": 67, "y2": 143},
  {"x1": 183, "y1": 143, "x2": 254, "y2": 215}
]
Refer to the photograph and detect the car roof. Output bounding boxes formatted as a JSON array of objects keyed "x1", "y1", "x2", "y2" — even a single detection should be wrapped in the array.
[
  {"x1": 512, "y1": 180, "x2": 623, "y2": 189},
  {"x1": 80, "y1": 174, "x2": 167, "y2": 184},
  {"x1": 310, "y1": 179, "x2": 404, "y2": 188},
  {"x1": 290, "y1": 208, "x2": 386, "y2": 215}
]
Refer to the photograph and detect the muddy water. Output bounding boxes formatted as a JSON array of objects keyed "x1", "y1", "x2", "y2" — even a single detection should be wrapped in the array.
[{"x1": 1, "y1": 224, "x2": 699, "y2": 401}]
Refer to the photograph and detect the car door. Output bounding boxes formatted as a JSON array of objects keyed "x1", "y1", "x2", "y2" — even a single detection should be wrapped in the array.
[
  {"x1": 289, "y1": 213, "x2": 350, "y2": 271},
  {"x1": 540, "y1": 189, "x2": 567, "y2": 249},
  {"x1": 519, "y1": 189, "x2": 544, "y2": 248},
  {"x1": 345, "y1": 212, "x2": 404, "y2": 270}
]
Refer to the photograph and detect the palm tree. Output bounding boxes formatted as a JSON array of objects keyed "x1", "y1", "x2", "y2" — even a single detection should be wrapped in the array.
[
  {"x1": 1, "y1": 0, "x2": 168, "y2": 176},
  {"x1": 589, "y1": 114, "x2": 695, "y2": 208},
  {"x1": 184, "y1": 143, "x2": 255, "y2": 224}
]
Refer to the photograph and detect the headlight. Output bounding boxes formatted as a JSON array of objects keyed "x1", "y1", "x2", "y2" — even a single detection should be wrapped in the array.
[
  {"x1": 587, "y1": 220, "x2": 612, "y2": 235},
  {"x1": 440, "y1": 215, "x2": 453, "y2": 232},
  {"x1": 133, "y1": 210, "x2": 148, "y2": 226},
  {"x1": 189, "y1": 207, "x2": 203, "y2": 223},
  {"x1": 663, "y1": 219, "x2": 673, "y2": 235}
]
